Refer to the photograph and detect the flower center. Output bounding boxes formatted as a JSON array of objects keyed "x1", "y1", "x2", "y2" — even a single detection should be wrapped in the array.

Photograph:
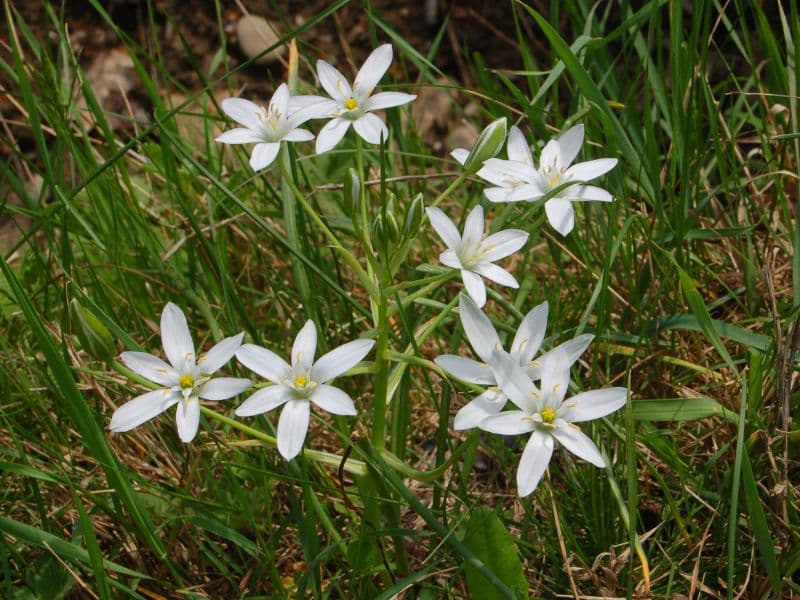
[
  {"x1": 344, "y1": 97, "x2": 358, "y2": 111},
  {"x1": 540, "y1": 407, "x2": 556, "y2": 424},
  {"x1": 293, "y1": 375, "x2": 308, "y2": 389},
  {"x1": 179, "y1": 374, "x2": 195, "y2": 389}
]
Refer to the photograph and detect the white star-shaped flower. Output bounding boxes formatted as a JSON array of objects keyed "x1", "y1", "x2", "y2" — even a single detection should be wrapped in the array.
[
  {"x1": 425, "y1": 204, "x2": 528, "y2": 308},
  {"x1": 234, "y1": 320, "x2": 375, "y2": 460},
  {"x1": 481, "y1": 347, "x2": 627, "y2": 497},
  {"x1": 434, "y1": 293, "x2": 594, "y2": 430},
  {"x1": 478, "y1": 125, "x2": 618, "y2": 236},
  {"x1": 308, "y1": 44, "x2": 416, "y2": 154},
  {"x1": 215, "y1": 83, "x2": 317, "y2": 171},
  {"x1": 110, "y1": 302, "x2": 251, "y2": 443}
]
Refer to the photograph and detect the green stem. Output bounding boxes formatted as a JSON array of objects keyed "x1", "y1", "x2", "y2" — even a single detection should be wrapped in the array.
[
  {"x1": 280, "y1": 145, "x2": 313, "y2": 319},
  {"x1": 370, "y1": 285, "x2": 390, "y2": 450},
  {"x1": 430, "y1": 172, "x2": 468, "y2": 208},
  {"x1": 387, "y1": 270, "x2": 458, "y2": 317}
]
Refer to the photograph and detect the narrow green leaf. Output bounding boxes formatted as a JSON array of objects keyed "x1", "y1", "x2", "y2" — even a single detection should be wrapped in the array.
[{"x1": 632, "y1": 398, "x2": 737, "y2": 422}]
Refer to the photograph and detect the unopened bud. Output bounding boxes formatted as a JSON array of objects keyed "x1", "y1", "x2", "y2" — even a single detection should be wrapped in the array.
[
  {"x1": 461, "y1": 117, "x2": 507, "y2": 174},
  {"x1": 403, "y1": 193, "x2": 425, "y2": 240},
  {"x1": 343, "y1": 168, "x2": 361, "y2": 218}
]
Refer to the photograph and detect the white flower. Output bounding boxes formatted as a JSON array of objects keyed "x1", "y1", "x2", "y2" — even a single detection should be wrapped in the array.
[
  {"x1": 215, "y1": 83, "x2": 316, "y2": 171},
  {"x1": 435, "y1": 293, "x2": 594, "y2": 430},
  {"x1": 235, "y1": 320, "x2": 375, "y2": 460},
  {"x1": 425, "y1": 204, "x2": 528, "y2": 308},
  {"x1": 479, "y1": 125, "x2": 618, "y2": 236},
  {"x1": 481, "y1": 347, "x2": 627, "y2": 497},
  {"x1": 309, "y1": 44, "x2": 416, "y2": 154},
  {"x1": 110, "y1": 302, "x2": 251, "y2": 443}
]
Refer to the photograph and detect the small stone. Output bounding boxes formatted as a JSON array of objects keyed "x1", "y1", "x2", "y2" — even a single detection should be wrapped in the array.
[{"x1": 236, "y1": 15, "x2": 284, "y2": 65}]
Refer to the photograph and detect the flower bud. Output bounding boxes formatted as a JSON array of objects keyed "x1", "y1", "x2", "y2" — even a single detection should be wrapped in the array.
[
  {"x1": 461, "y1": 117, "x2": 507, "y2": 174},
  {"x1": 371, "y1": 213, "x2": 387, "y2": 250},
  {"x1": 343, "y1": 168, "x2": 361, "y2": 218},
  {"x1": 385, "y1": 211, "x2": 400, "y2": 243},
  {"x1": 70, "y1": 298, "x2": 115, "y2": 361},
  {"x1": 403, "y1": 193, "x2": 425, "y2": 240}
]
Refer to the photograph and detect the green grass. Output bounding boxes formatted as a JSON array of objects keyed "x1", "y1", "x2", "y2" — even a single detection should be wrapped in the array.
[{"x1": 1, "y1": 0, "x2": 798, "y2": 598}]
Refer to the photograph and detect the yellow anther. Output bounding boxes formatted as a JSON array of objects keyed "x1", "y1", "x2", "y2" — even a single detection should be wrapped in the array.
[
  {"x1": 540, "y1": 407, "x2": 556, "y2": 423},
  {"x1": 179, "y1": 374, "x2": 195, "y2": 389},
  {"x1": 293, "y1": 375, "x2": 308, "y2": 389},
  {"x1": 345, "y1": 98, "x2": 358, "y2": 111},
  {"x1": 550, "y1": 176, "x2": 559, "y2": 187}
]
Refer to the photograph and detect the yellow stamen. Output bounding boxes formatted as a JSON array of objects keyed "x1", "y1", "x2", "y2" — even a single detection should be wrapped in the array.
[
  {"x1": 293, "y1": 375, "x2": 308, "y2": 389},
  {"x1": 550, "y1": 176, "x2": 559, "y2": 187},
  {"x1": 540, "y1": 407, "x2": 556, "y2": 423},
  {"x1": 345, "y1": 98, "x2": 358, "y2": 111},
  {"x1": 179, "y1": 374, "x2": 195, "y2": 389}
]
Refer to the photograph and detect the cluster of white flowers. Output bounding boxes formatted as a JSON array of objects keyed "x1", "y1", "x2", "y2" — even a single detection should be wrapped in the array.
[{"x1": 110, "y1": 43, "x2": 627, "y2": 497}]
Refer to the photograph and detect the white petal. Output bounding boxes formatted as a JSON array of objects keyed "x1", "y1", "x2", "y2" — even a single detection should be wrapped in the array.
[
  {"x1": 451, "y1": 148, "x2": 469, "y2": 165},
  {"x1": 538, "y1": 138, "x2": 560, "y2": 173},
  {"x1": 480, "y1": 410, "x2": 535, "y2": 435},
  {"x1": 236, "y1": 385, "x2": 293, "y2": 417},
  {"x1": 353, "y1": 44, "x2": 393, "y2": 96},
  {"x1": 198, "y1": 332, "x2": 244, "y2": 375},
  {"x1": 109, "y1": 389, "x2": 179, "y2": 432},
  {"x1": 479, "y1": 159, "x2": 535, "y2": 186},
  {"x1": 310, "y1": 384, "x2": 357, "y2": 415},
  {"x1": 160, "y1": 302, "x2": 195, "y2": 370},
  {"x1": 474, "y1": 263, "x2": 518, "y2": 288},
  {"x1": 434, "y1": 355, "x2": 496, "y2": 385},
  {"x1": 551, "y1": 424, "x2": 605, "y2": 467},
  {"x1": 352, "y1": 112, "x2": 388, "y2": 145},
  {"x1": 461, "y1": 204, "x2": 484, "y2": 251},
  {"x1": 481, "y1": 229, "x2": 528, "y2": 262},
  {"x1": 489, "y1": 348, "x2": 538, "y2": 412},
  {"x1": 506, "y1": 126, "x2": 533, "y2": 165},
  {"x1": 561, "y1": 387, "x2": 627, "y2": 423},
  {"x1": 461, "y1": 269, "x2": 486, "y2": 308},
  {"x1": 288, "y1": 94, "x2": 334, "y2": 113},
  {"x1": 539, "y1": 347, "x2": 571, "y2": 408},
  {"x1": 426, "y1": 207, "x2": 462, "y2": 250},
  {"x1": 175, "y1": 398, "x2": 201, "y2": 443},
  {"x1": 277, "y1": 399, "x2": 311, "y2": 460},
  {"x1": 439, "y1": 248, "x2": 463, "y2": 270},
  {"x1": 249, "y1": 143, "x2": 280, "y2": 171},
  {"x1": 528, "y1": 334, "x2": 594, "y2": 379},
  {"x1": 555, "y1": 124, "x2": 584, "y2": 167},
  {"x1": 236, "y1": 344, "x2": 292, "y2": 384},
  {"x1": 458, "y1": 292, "x2": 500, "y2": 363},
  {"x1": 120, "y1": 352, "x2": 178, "y2": 387},
  {"x1": 235, "y1": 385, "x2": 292, "y2": 417},
  {"x1": 544, "y1": 198, "x2": 575, "y2": 236},
  {"x1": 316, "y1": 60, "x2": 352, "y2": 103},
  {"x1": 311, "y1": 339, "x2": 375, "y2": 383},
  {"x1": 517, "y1": 430, "x2": 554, "y2": 497},
  {"x1": 220, "y1": 97, "x2": 262, "y2": 130},
  {"x1": 198, "y1": 377, "x2": 251, "y2": 400},
  {"x1": 453, "y1": 389, "x2": 506, "y2": 430},
  {"x1": 506, "y1": 183, "x2": 545, "y2": 203},
  {"x1": 291, "y1": 320, "x2": 317, "y2": 371},
  {"x1": 315, "y1": 118, "x2": 351, "y2": 154},
  {"x1": 483, "y1": 187, "x2": 511, "y2": 203},
  {"x1": 283, "y1": 128, "x2": 315, "y2": 142},
  {"x1": 269, "y1": 83, "x2": 290, "y2": 115},
  {"x1": 510, "y1": 302, "x2": 548, "y2": 365},
  {"x1": 366, "y1": 91, "x2": 416, "y2": 111},
  {"x1": 565, "y1": 158, "x2": 618, "y2": 182},
  {"x1": 215, "y1": 128, "x2": 264, "y2": 144},
  {"x1": 569, "y1": 185, "x2": 613, "y2": 202}
]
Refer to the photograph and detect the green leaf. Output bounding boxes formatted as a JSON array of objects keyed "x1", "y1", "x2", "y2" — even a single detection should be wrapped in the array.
[
  {"x1": 462, "y1": 508, "x2": 528, "y2": 600},
  {"x1": 70, "y1": 298, "x2": 116, "y2": 361},
  {"x1": 632, "y1": 398, "x2": 737, "y2": 422}
]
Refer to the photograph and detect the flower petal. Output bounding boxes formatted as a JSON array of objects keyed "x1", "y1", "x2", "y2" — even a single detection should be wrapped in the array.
[
  {"x1": 198, "y1": 332, "x2": 244, "y2": 375},
  {"x1": 461, "y1": 269, "x2": 486, "y2": 308},
  {"x1": 474, "y1": 263, "x2": 519, "y2": 288},
  {"x1": 310, "y1": 384, "x2": 357, "y2": 415},
  {"x1": 435, "y1": 354, "x2": 496, "y2": 385},
  {"x1": 458, "y1": 292, "x2": 500, "y2": 363},
  {"x1": 176, "y1": 398, "x2": 201, "y2": 443},
  {"x1": 489, "y1": 348, "x2": 539, "y2": 412},
  {"x1": 451, "y1": 148, "x2": 469, "y2": 165},
  {"x1": 235, "y1": 385, "x2": 292, "y2": 417},
  {"x1": 481, "y1": 229, "x2": 528, "y2": 262},
  {"x1": 426, "y1": 207, "x2": 461, "y2": 250},
  {"x1": 461, "y1": 204, "x2": 484, "y2": 252},
  {"x1": 249, "y1": 142, "x2": 280, "y2": 171},
  {"x1": 161, "y1": 302, "x2": 195, "y2": 370},
  {"x1": 539, "y1": 347, "x2": 571, "y2": 409},
  {"x1": 220, "y1": 97, "x2": 262, "y2": 130},
  {"x1": 569, "y1": 185, "x2": 613, "y2": 202},
  {"x1": 215, "y1": 128, "x2": 264, "y2": 144},
  {"x1": 506, "y1": 183, "x2": 545, "y2": 203},
  {"x1": 506, "y1": 126, "x2": 533, "y2": 165},
  {"x1": 517, "y1": 430, "x2": 554, "y2": 497},
  {"x1": 109, "y1": 389, "x2": 179, "y2": 432},
  {"x1": 480, "y1": 410, "x2": 535, "y2": 435},
  {"x1": 353, "y1": 44, "x2": 393, "y2": 96},
  {"x1": 269, "y1": 83, "x2": 290, "y2": 116},
  {"x1": 439, "y1": 248, "x2": 463, "y2": 270},
  {"x1": 544, "y1": 198, "x2": 575, "y2": 236},
  {"x1": 311, "y1": 339, "x2": 375, "y2": 383},
  {"x1": 561, "y1": 387, "x2": 627, "y2": 422},
  {"x1": 292, "y1": 320, "x2": 317, "y2": 371},
  {"x1": 538, "y1": 138, "x2": 560, "y2": 173},
  {"x1": 528, "y1": 334, "x2": 593, "y2": 379},
  {"x1": 483, "y1": 187, "x2": 511, "y2": 203},
  {"x1": 120, "y1": 352, "x2": 178, "y2": 387},
  {"x1": 236, "y1": 344, "x2": 292, "y2": 384},
  {"x1": 316, "y1": 60, "x2": 351, "y2": 103},
  {"x1": 565, "y1": 158, "x2": 618, "y2": 182},
  {"x1": 352, "y1": 112, "x2": 388, "y2": 145},
  {"x1": 199, "y1": 377, "x2": 251, "y2": 400},
  {"x1": 510, "y1": 301, "x2": 548, "y2": 365},
  {"x1": 315, "y1": 118, "x2": 351, "y2": 154},
  {"x1": 480, "y1": 159, "x2": 536, "y2": 187},
  {"x1": 453, "y1": 389, "x2": 506, "y2": 430},
  {"x1": 366, "y1": 91, "x2": 416, "y2": 111},
  {"x1": 555, "y1": 124, "x2": 584, "y2": 168},
  {"x1": 277, "y1": 399, "x2": 310, "y2": 460},
  {"x1": 283, "y1": 128, "x2": 315, "y2": 142},
  {"x1": 551, "y1": 424, "x2": 605, "y2": 467}
]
